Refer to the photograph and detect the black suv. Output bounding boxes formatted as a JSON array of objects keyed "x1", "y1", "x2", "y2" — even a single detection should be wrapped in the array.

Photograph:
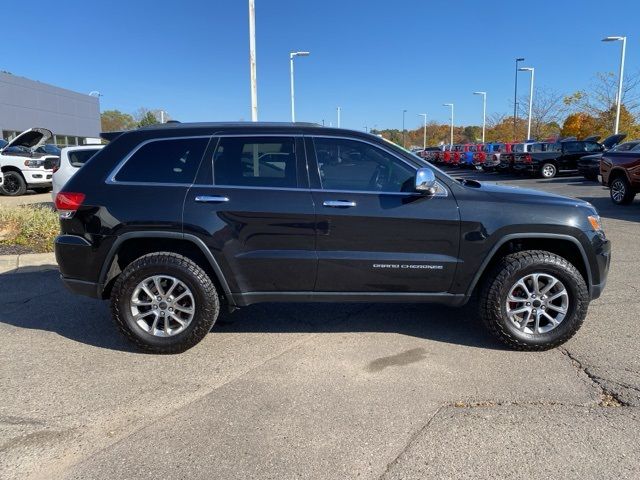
[{"x1": 55, "y1": 123, "x2": 611, "y2": 353}]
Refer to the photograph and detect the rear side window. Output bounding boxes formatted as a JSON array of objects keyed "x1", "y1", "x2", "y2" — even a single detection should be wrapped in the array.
[
  {"x1": 213, "y1": 137, "x2": 297, "y2": 188},
  {"x1": 115, "y1": 137, "x2": 209, "y2": 184},
  {"x1": 68, "y1": 149, "x2": 100, "y2": 168}
]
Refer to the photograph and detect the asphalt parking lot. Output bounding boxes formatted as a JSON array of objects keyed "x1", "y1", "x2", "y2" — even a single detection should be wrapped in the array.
[{"x1": 1, "y1": 171, "x2": 639, "y2": 480}]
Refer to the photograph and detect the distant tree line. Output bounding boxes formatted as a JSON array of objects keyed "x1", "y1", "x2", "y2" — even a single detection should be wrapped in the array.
[
  {"x1": 101, "y1": 107, "x2": 170, "y2": 132},
  {"x1": 374, "y1": 70, "x2": 640, "y2": 147}
]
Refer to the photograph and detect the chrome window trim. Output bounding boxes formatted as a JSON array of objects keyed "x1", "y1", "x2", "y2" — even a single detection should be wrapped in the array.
[
  {"x1": 309, "y1": 134, "x2": 449, "y2": 197},
  {"x1": 185, "y1": 184, "x2": 446, "y2": 197},
  {"x1": 106, "y1": 135, "x2": 213, "y2": 185}
]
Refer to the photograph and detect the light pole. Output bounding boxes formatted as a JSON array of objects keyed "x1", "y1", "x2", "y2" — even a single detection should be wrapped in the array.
[
  {"x1": 473, "y1": 92, "x2": 487, "y2": 143},
  {"x1": 248, "y1": 0, "x2": 258, "y2": 121},
  {"x1": 402, "y1": 109, "x2": 407, "y2": 147},
  {"x1": 443, "y1": 103, "x2": 454, "y2": 145},
  {"x1": 337, "y1": 106, "x2": 341, "y2": 127},
  {"x1": 602, "y1": 36, "x2": 627, "y2": 134},
  {"x1": 518, "y1": 67, "x2": 535, "y2": 140},
  {"x1": 514, "y1": 57, "x2": 524, "y2": 140},
  {"x1": 418, "y1": 113, "x2": 427, "y2": 150},
  {"x1": 88, "y1": 91, "x2": 102, "y2": 97},
  {"x1": 289, "y1": 51, "x2": 310, "y2": 122}
]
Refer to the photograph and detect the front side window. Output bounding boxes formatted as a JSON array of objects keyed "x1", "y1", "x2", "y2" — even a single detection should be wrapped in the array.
[
  {"x1": 313, "y1": 137, "x2": 415, "y2": 193},
  {"x1": 213, "y1": 137, "x2": 297, "y2": 188},
  {"x1": 115, "y1": 137, "x2": 208, "y2": 184}
]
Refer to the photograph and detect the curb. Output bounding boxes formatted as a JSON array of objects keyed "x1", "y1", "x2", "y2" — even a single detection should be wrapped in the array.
[{"x1": 0, "y1": 252, "x2": 57, "y2": 274}]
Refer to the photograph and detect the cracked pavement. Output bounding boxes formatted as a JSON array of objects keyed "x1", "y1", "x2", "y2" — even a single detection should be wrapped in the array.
[{"x1": 1, "y1": 173, "x2": 639, "y2": 479}]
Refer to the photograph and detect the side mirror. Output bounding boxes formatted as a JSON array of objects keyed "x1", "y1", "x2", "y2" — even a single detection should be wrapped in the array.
[{"x1": 415, "y1": 167, "x2": 437, "y2": 195}]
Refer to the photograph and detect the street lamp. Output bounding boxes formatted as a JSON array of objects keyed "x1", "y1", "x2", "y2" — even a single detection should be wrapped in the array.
[
  {"x1": 248, "y1": 0, "x2": 258, "y2": 121},
  {"x1": 402, "y1": 109, "x2": 407, "y2": 147},
  {"x1": 289, "y1": 51, "x2": 310, "y2": 122},
  {"x1": 518, "y1": 67, "x2": 535, "y2": 140},
  {"x1": 337, "y1": 106, "x2": 341, "y2": 127},
  {"x1": 514, "y1": 57, "x2": 525, "y2": 139},
  {"x1": 473, "y1": 92, "x2": 487, "y2": 143},
  {"x1": 443, "y1": 103, "x2": 454, "y2": 146},
  {"x1": 418, "y1": 113, "x2": 427, "y2": 150},
  {"x1": 602, "y1": 36, "x2": 627, "y2": 134},
  {"x1": 88, "y1": 91, "x2": 102, "y2": 97}
]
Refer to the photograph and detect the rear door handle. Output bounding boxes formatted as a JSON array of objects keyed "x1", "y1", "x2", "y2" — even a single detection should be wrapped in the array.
[
  {"x1": 323, "y1": 200, "x2": 356, "y2": 208},
  {"x1": 195, "y1": 195, "x2": 230, "y2": 203}
]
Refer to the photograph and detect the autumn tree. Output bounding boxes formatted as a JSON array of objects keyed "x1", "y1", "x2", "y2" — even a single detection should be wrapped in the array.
[
  {"x1": 561, "y1": 113, "x2": 598, "y2": 139},
  {"x1": 100, "y1": 110, "x2": 136, "y2": 132}
]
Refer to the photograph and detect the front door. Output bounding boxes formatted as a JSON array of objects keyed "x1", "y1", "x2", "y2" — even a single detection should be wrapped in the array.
[
  {"x1": 308, "y1": 136, "x2": 460, "y2": 293},
  {"x1": 183, "y1": 135, "x2": 317, "y2": 298}
]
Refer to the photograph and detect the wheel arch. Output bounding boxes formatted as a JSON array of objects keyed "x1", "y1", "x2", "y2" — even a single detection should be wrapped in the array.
[
  {"x1": 608, "y1": 167, "x2": 630, "y2": 183},
  {"x1": 466, "y1": 234, "x2": 592, "y2": 298},
  {"x1": 99, "y1": 232, "x2": 233, "y2": 305}
]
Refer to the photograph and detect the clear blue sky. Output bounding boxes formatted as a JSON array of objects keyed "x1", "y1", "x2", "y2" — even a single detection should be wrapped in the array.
[{"x1": 3, "y1": 0, "x2": 639, "y2": 130}]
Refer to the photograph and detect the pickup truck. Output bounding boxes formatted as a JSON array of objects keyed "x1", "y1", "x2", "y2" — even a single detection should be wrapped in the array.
[
  {"x1": 600, "y1": 142, "x2": 640, "y2": 204},
  {"x1": 577, "y1": 137, "x2": 635, "y2": 181},
  {"x1": 0, "y1": 128, "x2": 58, "y2": 196},
  {"x1": 498, "y1": 142, "x2": 535, "y2": 172},
  {"x1": 512, "y1": 134, "x2": 626, "y2": 179}
]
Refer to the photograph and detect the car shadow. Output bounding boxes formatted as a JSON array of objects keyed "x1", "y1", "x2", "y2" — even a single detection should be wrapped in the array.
[{"x1": 0, "y1": 270, "x2": 506, "y2": 353}]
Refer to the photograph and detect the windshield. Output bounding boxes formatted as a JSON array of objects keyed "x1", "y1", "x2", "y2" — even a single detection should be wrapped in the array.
[{"x1": 513, "y1": 144, "x2": 526, "y2": 153}]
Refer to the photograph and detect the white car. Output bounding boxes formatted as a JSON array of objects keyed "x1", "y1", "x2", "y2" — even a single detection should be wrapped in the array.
[
  {"x1": 52, "y1": 145, "x2": 104, "y2": 199},
  {"x1": 0, "y1": 128, "x2": 58, "y2": 196}
]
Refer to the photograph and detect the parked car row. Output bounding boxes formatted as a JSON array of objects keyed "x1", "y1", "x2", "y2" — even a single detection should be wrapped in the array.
[
  {"x1": 417, "y1": 133, "x2": 640, "y2": 205},
  {"x1": 0, "y1": 127, "x2": 102, "y2": 197},
  {"x1": 420, "y1": 134, "x2": 625, "y2": 179}
]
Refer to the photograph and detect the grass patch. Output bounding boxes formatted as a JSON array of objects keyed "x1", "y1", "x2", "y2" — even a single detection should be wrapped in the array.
[{"x1": 0, "y1": 204, "x2": 59, "y2": 253}]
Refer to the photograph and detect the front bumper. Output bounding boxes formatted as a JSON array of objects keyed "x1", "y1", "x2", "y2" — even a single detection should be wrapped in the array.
[
  {"x1": 23, "y1": 169, "x2": 53, "y2": 186},
  {"x1": 590, "y1": 236, "x2": 611, "y2": 300}
]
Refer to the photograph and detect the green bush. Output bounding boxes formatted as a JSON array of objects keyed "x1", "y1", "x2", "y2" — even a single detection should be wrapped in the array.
[{"x1": 0, "y1": 204, "x2": 59, "y2": 253}]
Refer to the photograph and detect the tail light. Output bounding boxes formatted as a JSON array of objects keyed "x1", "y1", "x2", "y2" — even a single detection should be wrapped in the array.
[
  {"x1": 55, "y1": 192, "x2": 85, "y2": 219},
  {"x1": 524, "y1": 154, "x2": 532, "y2": 164}
]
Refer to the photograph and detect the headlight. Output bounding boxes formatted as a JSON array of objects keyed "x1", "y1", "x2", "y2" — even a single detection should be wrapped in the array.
[{"x1": 24, "y1": 160, "x2": 44, "y2": 168}]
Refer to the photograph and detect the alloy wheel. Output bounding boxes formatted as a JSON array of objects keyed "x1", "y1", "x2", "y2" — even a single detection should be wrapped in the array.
[
  {"x1": 611, "y1": 179, "x2": 626, "y2": 203},
  {"x1": 130, "y1": 275, "x2": 195, "y2": 337},
  {"x1": 505, "y1": 273, "x2": 569, "y2": 335},
  {"x1": 542, "y1": 164, "x2": 556, "y2": 178}
]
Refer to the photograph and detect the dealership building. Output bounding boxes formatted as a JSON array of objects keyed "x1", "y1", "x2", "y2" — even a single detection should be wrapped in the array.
[{"x1": 0, "y1": 71, "x2": 101, "y2": 146}]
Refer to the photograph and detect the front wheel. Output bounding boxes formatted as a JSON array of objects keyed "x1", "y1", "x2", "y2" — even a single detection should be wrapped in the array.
[
  {"x1": 0, "y1": 171, "x2": 27, "y2": 196},
  {"x1": 610, "y1": 176, "x2": 635, "y2": 205},
  {"x1": 111, "y1": 252, "x2": 220, "y2": 353},
  {"x1": 540, "y1": 163, "x2": 557, "y2": 179},
  {"x1": 479, "y1": 250, "x2": 589, "y2": 351}
]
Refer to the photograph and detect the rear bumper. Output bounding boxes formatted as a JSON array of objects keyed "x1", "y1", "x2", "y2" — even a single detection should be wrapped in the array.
[
  {"x1": 55, "y1": 234, "x2": 108, "y2": 299},
  {"x1": 60, "y1": 276, "x2": 102, "y2": 298}
]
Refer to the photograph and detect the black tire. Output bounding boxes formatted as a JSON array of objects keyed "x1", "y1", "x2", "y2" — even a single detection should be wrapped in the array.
[
  {"x1": 1, "y1": 171, "x2": 27, "y2": 196},
  {"x1": 479, "y1": 250, "x2": 589, "y2": 351},
  {"x1": 583, "y1": 172, "x2": 598, "y2": 182},
  {"x1": 111, "y1": 252, "x2": 220, "y2": 353},
  {"x1": 539, "y1": 162, "x2": 557, "y2": 179},
  {"x1": 609, "y1": 176, "x2": 635, "y2": 205}
]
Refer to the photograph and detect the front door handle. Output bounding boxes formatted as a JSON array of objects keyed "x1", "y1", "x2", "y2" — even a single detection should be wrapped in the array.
[
  {"x1": 323, "y1": 200, "x2": 356, "y2": 208},
  {"x1": 195, "y1": 195, "x2": 230, "y2": 203}
]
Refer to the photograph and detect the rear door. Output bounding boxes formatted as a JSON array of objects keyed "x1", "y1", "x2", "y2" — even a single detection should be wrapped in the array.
[
  {"x1": 184, "y1": 135, "x2": 317, "y2": 297},
  {"x1": 308, "y1": 135, "x2": 460, "y2": 293}
]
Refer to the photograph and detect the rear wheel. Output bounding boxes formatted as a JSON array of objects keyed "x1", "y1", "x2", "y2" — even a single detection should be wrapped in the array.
[
  {"x1": 0, "y1": 171, "x2": 27, "y2": 196},
  {"x1": 111, "y1": 252, "x2": 220, "y2": 353},
  {"x1": 540, "y1": 163, "x2": 557, "y2": 179},
  {"x1": 479, "y1": 250, "x2": 589, "y2": 351},
  {"x1": 610, "y1": 176, "x2": 635, "y2": 205}
]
